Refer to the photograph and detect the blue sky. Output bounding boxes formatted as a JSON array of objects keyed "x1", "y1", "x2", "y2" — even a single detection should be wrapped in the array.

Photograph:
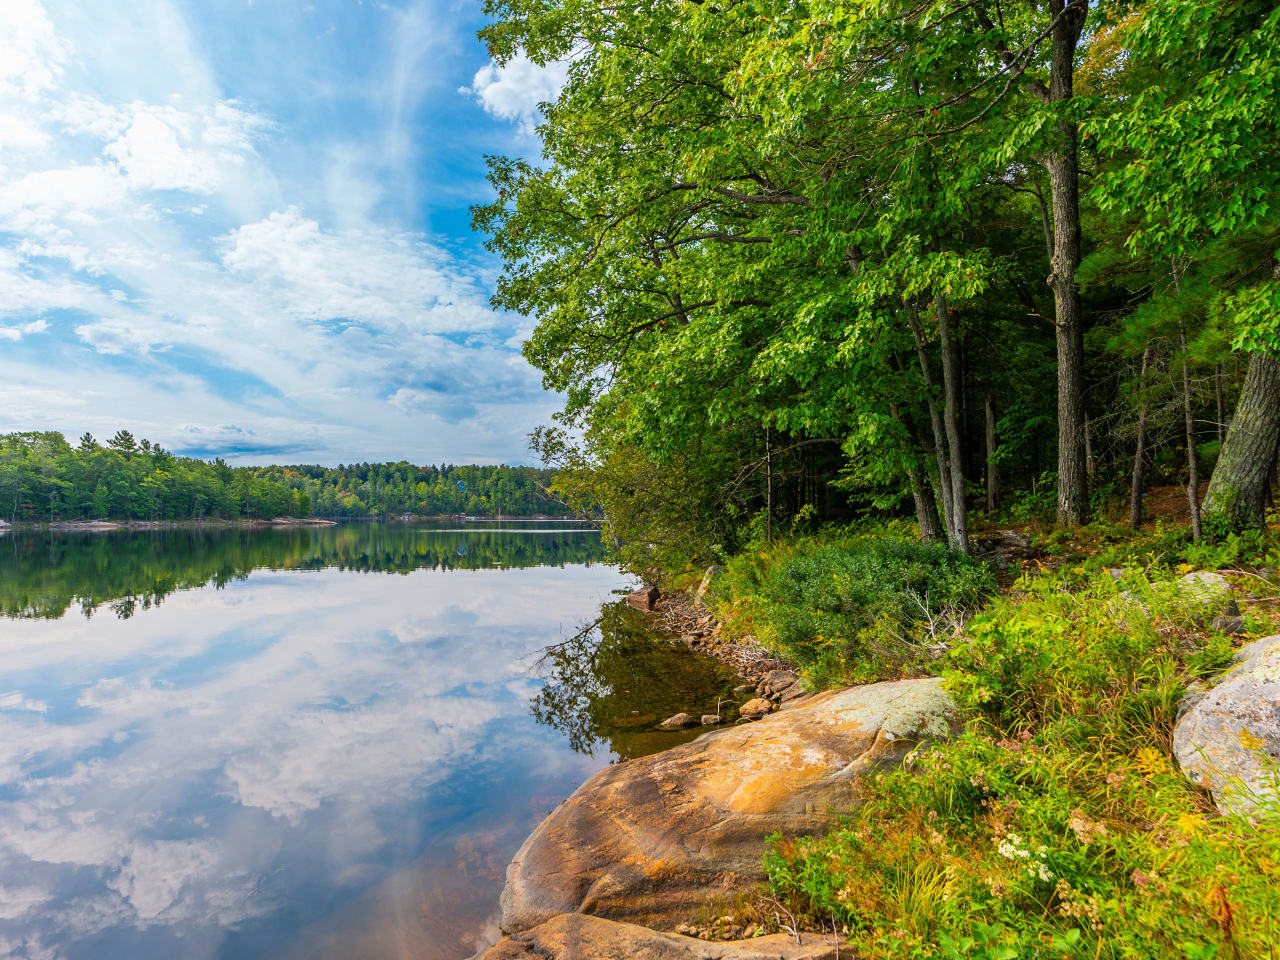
[{"x1": 0, "y1": 0, "x2": 568, "y2": 465}]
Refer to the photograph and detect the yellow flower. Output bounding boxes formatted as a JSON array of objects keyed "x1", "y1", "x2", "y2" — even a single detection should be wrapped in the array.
[
  {"x1": 1238, "y1": 728, "x2": 1267, "y2": 752},
  {"x1": 1134, "y1": 747, "x2": 1167, "y2": 777},
  {"x1": 1176, "y1": 563, "x2": 1195, "y2": 575},
  {"x1": 1176, "y1": 813, "x2": 1206, "y2": 837}
]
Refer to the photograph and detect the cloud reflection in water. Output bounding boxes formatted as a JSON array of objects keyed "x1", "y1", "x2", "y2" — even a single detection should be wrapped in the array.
[{"x1": 0, "y1": 561, "x2": 623, "y2": 959}]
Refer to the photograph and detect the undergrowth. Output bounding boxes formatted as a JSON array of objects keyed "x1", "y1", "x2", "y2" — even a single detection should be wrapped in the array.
[
  {"x1": 711, "y1": 524, "x2": 996, "y2": 686},
  {"x1": 764, "y1": 568, "x2": 1280, "y2": 959}
]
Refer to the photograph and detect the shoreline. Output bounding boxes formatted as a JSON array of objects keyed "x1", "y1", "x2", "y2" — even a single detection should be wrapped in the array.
[
  {"x1": 0, "y1": 514, "x2": 601, "y2": 532},
  {"x1": 0, "y1": 517, "x2": 339, "y2": 532}
]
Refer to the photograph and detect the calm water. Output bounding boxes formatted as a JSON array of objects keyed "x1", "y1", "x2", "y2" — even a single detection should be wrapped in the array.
[{"x1": 0, "y1": 523, "x2": 738, "y2": 960}]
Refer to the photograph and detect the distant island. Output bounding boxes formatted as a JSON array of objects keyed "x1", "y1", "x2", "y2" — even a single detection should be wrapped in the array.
[{"x1": 0, "y1": 430, "x2": 578, "y2": 524}]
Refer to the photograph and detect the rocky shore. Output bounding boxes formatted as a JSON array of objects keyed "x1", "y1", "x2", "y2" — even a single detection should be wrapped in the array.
[{"x1": 475, "y1": 574, "x2": 963, "y2": 959}]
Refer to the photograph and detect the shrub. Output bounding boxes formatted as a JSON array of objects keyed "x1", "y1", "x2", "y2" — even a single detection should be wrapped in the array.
[{"x1": 713, "y1": 525, "x2": 996, "y2": 686}]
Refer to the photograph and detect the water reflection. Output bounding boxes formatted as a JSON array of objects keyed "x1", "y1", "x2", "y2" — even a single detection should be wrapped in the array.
[
  {"x1": 0, "y1": 522, "x2": 604, "y2": 620},
  {"x1": 531, "y1": 602, "x2": 741, "y2": 758},
  {"x1": 0, "y1": 524, "x2": 733, "y2": 960}
]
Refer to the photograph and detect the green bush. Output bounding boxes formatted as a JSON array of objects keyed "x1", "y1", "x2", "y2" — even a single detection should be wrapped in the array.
[{"x1": 714, "y1": 526, "x2": 996, "y2": 686}]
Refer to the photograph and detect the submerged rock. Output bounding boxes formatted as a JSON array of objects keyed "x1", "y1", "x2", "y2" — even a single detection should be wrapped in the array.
[
  {"x1": 498, "y1": 678, "x2": 959, "y2": 933},
  {"x1": 657, "y1": 713, "x2": 697, "y2": 730},
  {"x1": 480, "y1": 913, "x2": 842, "y2": 960},
  {"x1": 701, "y1": 714, "x2": 722, "y2": 725},
  {"x1": 1174, "y1": 634, "x2": 1280, "y2": 815}
]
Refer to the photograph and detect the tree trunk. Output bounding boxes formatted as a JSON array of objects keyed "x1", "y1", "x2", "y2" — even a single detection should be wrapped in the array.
[
  {"x1": 1084, "y1": 415, "x2": 1095, "y2": 482},
  {"x1": 1215, "y1": 361, "x2": 1227, "y2": 447},
  {"x1": 936, "y1": 292, "x2": 970, "y2": 554},
  {"x1": 765, "y1": 426, "x2": 773, "y2": 542},
  {"x1": 1130, "y1": 341, "x2": 1154, "y2": 529},
  {"x1": 1042, "y1": 0, "x2": 1089, "y2": 526},
  {"x1": 1179, "y1": 324, "x2": 1203, "y2": 540},
  {"x1": 1203, "y1": 350, "x2": 1280, "y2": 531},
  {"x1": 908, "y1": 306, "x2": 956, "y2": 538},
  {"x1": 892, "y1": 402, "x2": 945, "y2": 543},
  {"x1": 985, "y1": 393, "x2": 1000, "y2": 512}
]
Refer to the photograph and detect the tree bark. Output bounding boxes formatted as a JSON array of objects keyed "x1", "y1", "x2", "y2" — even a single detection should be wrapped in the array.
[
  {"x1": 1215, "y1": 362, "x2": 1226, "y2": 447},
  {"x1": 908, "y1": 306, "x2": 956, "y2": 538},
  {"x1": 1130, "y1": 341, "x2": 1154, "y2": 529},
  {"x1": 935, "y1": 292, "x2": 970, "y2": 554},
  {"x1": 1178, "y1": 323, "x2": 1203, "y2": 541},
  {"x1": 1042, "y1": 0, "x2": 1090, "y2": 526},
  {"x1": 891, "y1": 402, "x2": 945, "y2": 543},
  {"x1": 985, "y1": 393, "x2": 1000, "y2": 512},
  {"x1": 1203, "y1": 349, "x2": 1280, "y2": 531},
  {"x1": 765, "y1": 426, "x2": 773, "y2": 542},
  {"x1": 1084, "y1": 415, "x2": 1095, "y2": 482}
]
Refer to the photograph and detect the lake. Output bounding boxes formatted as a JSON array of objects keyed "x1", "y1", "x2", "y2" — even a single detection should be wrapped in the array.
[{"x1": 0, "y1": 522, "x2": 739, "y2": 960}]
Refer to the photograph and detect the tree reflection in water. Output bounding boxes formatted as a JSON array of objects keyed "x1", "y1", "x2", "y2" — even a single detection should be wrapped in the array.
[
  {"x1": 530, "y1": 601, "x2": 741, "y2": 761},
  {"x1": 0, "y1": 521, "x2": 605, "y2": 620}
]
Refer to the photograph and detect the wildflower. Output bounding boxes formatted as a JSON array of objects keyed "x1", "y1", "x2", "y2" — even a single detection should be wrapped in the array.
[
  {"x1": 997, "y1": 834, "x2": 1030, "y2": 860},
  {"x1": 1105, "y1": 771, "x2": 1125, "y2": 786},
  {"x1": 1176, "y1": 813, "x2": 1206, "y2": 837},
  {"x1": 1131, "y1": 869, "x2": 1153, "y2": 891},
  {"x1": 1068, "y1": 809, "x2": 1107, "y2": 845},
  {"x1": 1134, "y1": 746, "x2": 1167, "y2": 777},
  {"x1": 1028, "y1": 860, "x2": 1053, "y2": 882},
  {"x1": 1238, "y1": 728, "x2": 1266, "y2": 752}
]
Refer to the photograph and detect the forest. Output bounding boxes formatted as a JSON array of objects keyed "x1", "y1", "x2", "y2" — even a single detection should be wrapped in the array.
[
  {"x1": 466, "y1": 3, "x2": 1280, "y2": 955},
  {"x1": 472, "y1": 0, "x2": 1280, "y2": 566},
  {"x1": 253, "y1": 461, "x2": 566, "y2": 517},
  {"x1": 0, "y1": 430, "x2": 566, "y2": 522}
]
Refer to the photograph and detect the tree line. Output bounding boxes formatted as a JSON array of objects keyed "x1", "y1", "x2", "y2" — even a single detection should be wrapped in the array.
[
  {"x1": 253, "y1": 462, "x2": 569, "y2": 518},
  {"x1": 0, "y1": 431, "x2": 570, "y2": 522},
  {"x1": 474, "y1": 0, "x2": 1280, "y2": 564}
]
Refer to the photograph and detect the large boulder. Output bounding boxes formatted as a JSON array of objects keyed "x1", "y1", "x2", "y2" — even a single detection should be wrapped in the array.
[
  {"x1": 480, "y1": 913, "x2": 841, "y2": 960},
  {"x1": 1115, "y1": 570, "x2": 1238, "y2": 625},
  {"x1": 499, "y1": 678, "x2": 959, "y2": 933},
  {"x1": 1174, "y1": 634, "x2": 1280, "y2": 815}
]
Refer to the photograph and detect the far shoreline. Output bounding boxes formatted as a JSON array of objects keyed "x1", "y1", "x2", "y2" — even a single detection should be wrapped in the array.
[{"x1": 0, "y1": 514, "x2": 600, "y2": 532}]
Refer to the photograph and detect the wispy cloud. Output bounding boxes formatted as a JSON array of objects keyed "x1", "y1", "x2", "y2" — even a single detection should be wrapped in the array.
[{"x1": 0, "y1": 0, "x2": 561, "y2": 465}]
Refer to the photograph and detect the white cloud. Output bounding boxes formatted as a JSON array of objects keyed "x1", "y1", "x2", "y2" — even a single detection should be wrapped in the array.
[
  {"x1": 219, "y1": 207, "x2": 496, "y2": 334},
  {"x1": 0, "y1": 0, "x2": 68, "y2": 101},
  {"x1": 0, "y1": 884, "x2": 52, "y2": 921},
  {"x1": 0, "y1": 693, "x2": 48, "y2": 713},
  {"x1": 0, "y1": 320, "x2": 49, "y2": 342},
  {"x1": 462, "y1": 53, "x2": 568, "y2": 135}
]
